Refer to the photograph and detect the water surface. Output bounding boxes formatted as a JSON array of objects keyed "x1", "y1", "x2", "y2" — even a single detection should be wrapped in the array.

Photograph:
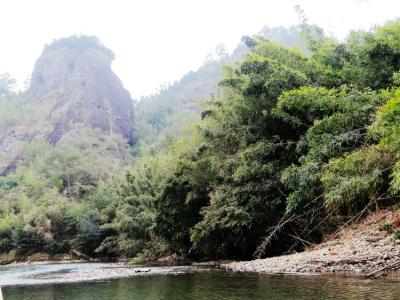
[{"x1": 2, "y1": 264, "x2": 400, "y2": 299}]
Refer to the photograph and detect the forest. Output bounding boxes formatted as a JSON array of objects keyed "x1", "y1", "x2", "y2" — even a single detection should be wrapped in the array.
[{"x1": 2, "y1": 20, "x2": 400, "y2": 264}]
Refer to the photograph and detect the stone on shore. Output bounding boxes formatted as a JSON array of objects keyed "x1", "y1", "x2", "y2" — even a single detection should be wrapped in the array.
[{"x1": 222, "y1": 210, "x2": 400, "y2": 275}]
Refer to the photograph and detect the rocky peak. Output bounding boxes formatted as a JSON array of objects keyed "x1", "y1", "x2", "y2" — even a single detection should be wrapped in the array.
[{"x1": 27, "y1": 35, "x2": 134, "y2": 144}]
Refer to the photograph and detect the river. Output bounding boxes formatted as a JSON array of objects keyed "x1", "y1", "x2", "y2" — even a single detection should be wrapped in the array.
[{"x1": 1, "y1": 263, "x2": 400, "y2": 299}]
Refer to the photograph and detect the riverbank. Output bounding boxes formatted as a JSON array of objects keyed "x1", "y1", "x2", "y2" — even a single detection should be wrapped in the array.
[
  {"x1": 4, "y1": 209, "x2": 400, "y2": 277},
  {"x1": 223, "y1": 209, "x2": 400, "y2": 275}
]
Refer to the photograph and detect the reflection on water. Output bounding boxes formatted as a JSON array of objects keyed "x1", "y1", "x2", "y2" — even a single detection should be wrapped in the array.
[{"x1": 3, "y1": 266, "x2": 400, "y2": 300}]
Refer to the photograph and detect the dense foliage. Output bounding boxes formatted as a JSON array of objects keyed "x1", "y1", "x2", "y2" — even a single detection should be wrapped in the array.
[
  {"x1": 150, "y1": 20, "x2": 400, "y2": 259},
  {"x1": 3, "y1": 21, "x2": 400, "y2": 263}
]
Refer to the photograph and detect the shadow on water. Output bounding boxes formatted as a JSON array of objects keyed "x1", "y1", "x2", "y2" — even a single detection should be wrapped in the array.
[{"x1": 3, "y1": 269, "x2": 400, "y2": 300}]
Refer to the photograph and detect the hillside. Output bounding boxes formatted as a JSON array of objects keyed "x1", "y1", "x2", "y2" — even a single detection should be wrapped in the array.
[
  {"x1": 134, "y1": 59, "x2": 222, "y2": 151},
  {"x1": 0, "y1": 36, "x2": 136, "y2": 264},
  {"x1": 2, "y1": 21, "x2": 400, "y2": 270}
]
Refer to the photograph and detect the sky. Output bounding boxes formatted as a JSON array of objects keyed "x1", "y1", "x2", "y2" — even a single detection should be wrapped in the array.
[{"x1": 1, "y1": 0, "x2": 400, "y2": 99}]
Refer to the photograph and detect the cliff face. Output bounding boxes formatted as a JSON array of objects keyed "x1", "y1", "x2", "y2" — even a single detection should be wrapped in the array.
[
  {"x1": 27, "y1": 36, "x2": 134, "y2": 144},
  {"x1": 0, "y1": 35, "x2": 134, "y2": 174}
]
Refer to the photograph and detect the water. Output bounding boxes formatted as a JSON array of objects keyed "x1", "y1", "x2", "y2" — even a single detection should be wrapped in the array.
[
  {"x1": 2, "y1": 263, "x2": 400, "y2": 299},
  {"x1": 0, "y1": 263, "x2": 113, "y2": 286},
  {"x1": 0, "y1": 263, "x2": 188, "y2": 286}
]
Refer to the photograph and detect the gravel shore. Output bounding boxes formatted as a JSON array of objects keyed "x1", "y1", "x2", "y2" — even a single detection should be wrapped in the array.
[{"x1": 223, "y1": 210, "x2": 400, "y2": 275}]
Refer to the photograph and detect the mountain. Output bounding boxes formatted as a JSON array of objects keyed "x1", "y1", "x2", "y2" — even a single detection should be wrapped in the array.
[
  {"x1": 0, "y1": 35, "x2": 134, "y2": 175},
  {"x1": 134, "y1": 25, "x2": 304, "y2": 153}
]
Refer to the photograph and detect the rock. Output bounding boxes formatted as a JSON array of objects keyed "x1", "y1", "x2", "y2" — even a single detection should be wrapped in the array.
[
  {"x1": 366, "y1": 237, "x2": 382, "y2": 243},
  {"x1": 27, "y1": 36, "x2": 134, "y2": 144},
  {"x1": 134, "y1": 268, "x2": 151, "y2": 273}
]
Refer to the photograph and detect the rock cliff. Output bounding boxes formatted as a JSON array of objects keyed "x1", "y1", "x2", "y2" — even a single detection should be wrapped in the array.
[{"x1": 0, "y1": 35, "x2": 134, "y2": 174}]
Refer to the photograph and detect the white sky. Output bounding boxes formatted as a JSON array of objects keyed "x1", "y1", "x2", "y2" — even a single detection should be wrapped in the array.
[{"x1": 0, "y1": 0, "x2": 400, "y2": 99}]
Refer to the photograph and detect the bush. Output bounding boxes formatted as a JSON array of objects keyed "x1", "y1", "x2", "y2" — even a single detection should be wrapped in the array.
[{"x1": 11, "y1": 227, "x2": 45, "y2": 255}]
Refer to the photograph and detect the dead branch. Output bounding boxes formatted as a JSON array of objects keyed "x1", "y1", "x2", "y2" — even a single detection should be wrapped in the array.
[
  {"x1": 254, "y1": 214, "x2": 296, "y2": 258},
  {"x1": 366, "y1": 260, "x2": 400, "y2": 278}
]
